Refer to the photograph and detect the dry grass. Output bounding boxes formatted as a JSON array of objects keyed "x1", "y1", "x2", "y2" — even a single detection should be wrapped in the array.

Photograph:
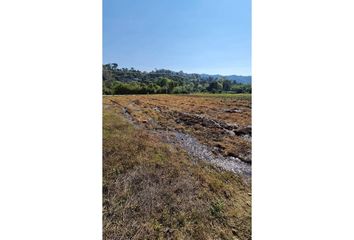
[
  {"x1": 104, "y1": 95, "x2": 252, "y2": 163},
  {"x1": 103, "y1": 103, "x2": 251, "y2": 240}
]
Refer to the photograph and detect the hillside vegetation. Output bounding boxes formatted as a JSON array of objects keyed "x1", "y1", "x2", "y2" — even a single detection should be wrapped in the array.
[{"x1": 103, "y1": 63, "x2": 251, "y2": 95}]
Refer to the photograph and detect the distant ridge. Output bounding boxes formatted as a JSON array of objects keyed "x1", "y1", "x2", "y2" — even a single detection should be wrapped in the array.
[{"x1": 200, "y1": 74, "x2": 252, "y2": 84}]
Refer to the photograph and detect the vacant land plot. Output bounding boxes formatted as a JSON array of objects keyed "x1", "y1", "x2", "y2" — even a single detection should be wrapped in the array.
[{"x1": 103, "y1": 94, "x2": 252, "y2": 239}]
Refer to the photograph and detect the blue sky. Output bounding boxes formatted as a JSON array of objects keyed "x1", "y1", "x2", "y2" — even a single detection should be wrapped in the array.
[{"x1": 103, "y1": 0, "x2": 251, "y2": 75}]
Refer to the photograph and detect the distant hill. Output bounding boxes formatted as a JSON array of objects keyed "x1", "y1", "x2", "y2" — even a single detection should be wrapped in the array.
[
  {"x1": 224, "y1": 75, "x2": 251, "y2": 84},
  {"x1": 200, "y1": 74, "x2": 252, "y2": 84}
]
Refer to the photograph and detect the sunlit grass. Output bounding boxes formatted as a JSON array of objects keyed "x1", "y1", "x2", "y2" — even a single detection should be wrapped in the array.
[
  {"x1": 191, "y1": 93, "x2": 252, "y2": 100},
  {"x1": 103, "y1": 102, "x2": 251, "y2": 240}
]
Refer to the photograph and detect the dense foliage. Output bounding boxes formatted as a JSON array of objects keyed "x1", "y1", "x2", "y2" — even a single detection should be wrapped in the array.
[{"x1": 103, "y1": 63, "x2": 251, "y2": 95}]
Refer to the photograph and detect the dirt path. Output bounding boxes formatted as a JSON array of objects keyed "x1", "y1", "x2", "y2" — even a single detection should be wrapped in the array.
[{"x1": 163, "y1": 130, "x2": 251, "y2": 178}]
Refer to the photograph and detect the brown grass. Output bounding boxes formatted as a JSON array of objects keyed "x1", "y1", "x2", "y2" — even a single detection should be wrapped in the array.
[
  {"x1": 103, "y1": 102, "x2": 251, "y2": 240},
  {"x1": 104, "y1": 95, "x2": 252, "y2": 163}
]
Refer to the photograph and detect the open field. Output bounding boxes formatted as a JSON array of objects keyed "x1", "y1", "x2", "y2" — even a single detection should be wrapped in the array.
[
  {"x1": 103, "y1": 94, "x2": 252, "y2": 239},
  {"x1": 105, "y1": 94, "x2": 251, "y2": 164}
]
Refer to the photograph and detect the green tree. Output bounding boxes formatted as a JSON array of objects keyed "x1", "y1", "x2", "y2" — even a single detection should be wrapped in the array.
[
  {"x1": 222, "y1": 80, "x2": 232, "y2": 91},
  {"x1": 207, "y1": 81, "x2": 223, "y2": 93}
]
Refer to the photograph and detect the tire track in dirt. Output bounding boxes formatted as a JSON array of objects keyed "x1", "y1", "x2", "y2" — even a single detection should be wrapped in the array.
[{"x1": 107, "y1": 99, "x2": 251, "y2": 180}]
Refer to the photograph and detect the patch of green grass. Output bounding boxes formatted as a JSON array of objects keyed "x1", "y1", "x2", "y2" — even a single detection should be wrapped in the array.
[{"x1": 210, "y1": 200, "x2": 225, "y2": 218}]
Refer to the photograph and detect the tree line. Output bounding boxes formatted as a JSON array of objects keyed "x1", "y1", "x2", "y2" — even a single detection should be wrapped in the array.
[{"x1": 103, "y1": 63, "x2": 251, "y2": 95}]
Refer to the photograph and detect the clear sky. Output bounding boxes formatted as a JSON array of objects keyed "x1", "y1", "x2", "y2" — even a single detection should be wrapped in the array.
[{"x1": 103, "y1": 0, "x2": 251, "y2": 75}]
